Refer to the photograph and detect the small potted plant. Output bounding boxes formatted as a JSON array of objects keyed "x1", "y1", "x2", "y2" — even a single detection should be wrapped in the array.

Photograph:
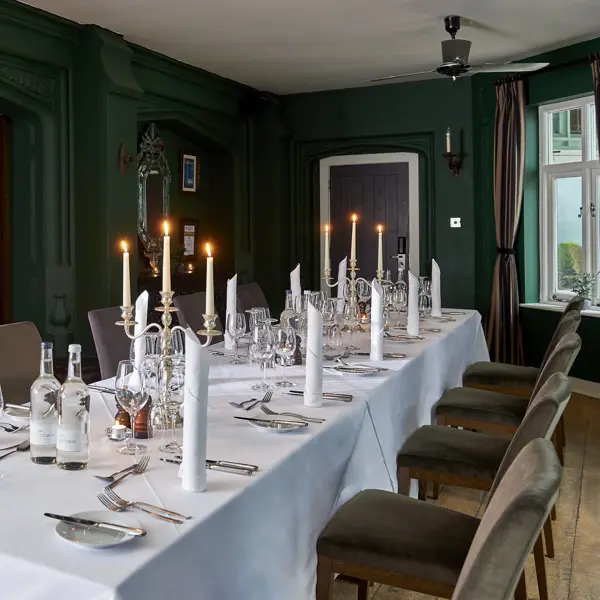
[{"x1": 568, "y1": 271, "x2": 599, "y2": 308}]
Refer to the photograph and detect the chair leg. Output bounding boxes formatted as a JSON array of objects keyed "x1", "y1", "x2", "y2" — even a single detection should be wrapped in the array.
[
  {"x1": 558, "y1": 414, "x2": 566, "y2": 448},
  {"x1": 397, "y1": 466, "x2": 411, "y2": 496},
  {"x1": 316, "y1": 556, "x2": 334, "y2": 600},
  {"x1": 357, "y1": 579, "x2": 369, "y2": 600},
  {"x1": 514, "y1": 571, "x2": 527, "y2": 600},
  {"x1": 533, "y1": 534, "x2": 549, "y2": 600},
  {"x1": 543, "y1": 516, "x2": 555, "y2": 559},
  {"x1": 551, "y1": 503, "x2": 557, "y2": 521},
  {"x1": 418, "y1": 479, "x2": 427, "y2": 501},
  {"x1": 431, "y1": 481, "x2": 440, "y2": 500},
  {"x1": 552, "y1": 430, "x2": 564, "y2": 466}
]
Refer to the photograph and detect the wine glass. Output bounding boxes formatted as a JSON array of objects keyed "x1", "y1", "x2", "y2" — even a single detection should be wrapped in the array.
[
  {"x1": 250, "y1": 326, "x2": 275, "y2": 390},
  {"x1": 115, "y1": 361, "x2": 149, "y2": 455},
  {"x1": 227, "y1": 313, "x2": 247, "y2": 364},
  {"x1": 418, "y1": 277, "x2": 431, "y2": 317},
  {"x1": 321, "y1": 298, "x2": 337, "y2": 349},
  {"x1": 158, "y1": 364, "x2": 185, "y2": 454},
  {"x1": 273, "y1": 327, "x2": 297, "y2": 387},
  {"x1": 393, "y1": 283, "x2": 408, "y2": 327},
  {"x1": 343, "y1": 303, "x2": 360, "y2": 349}
]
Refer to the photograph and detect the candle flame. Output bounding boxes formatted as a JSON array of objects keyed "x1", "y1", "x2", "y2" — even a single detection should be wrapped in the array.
[
  {"x1": 377, "y1": 225, "x2": 383, "y2": 233},
  {"x1": 121, "y1": 240, "x2": 128, "y2": 253},
  {"x1": 206, "y1": 243, "x2": 212, "y2": 257},
  {"x1": 163, "y1": 220, "x2": 169, "y2": 236},
  {"x1": 352, "y1": 214, "x2": 357, "y2": 223},
  {"x1": 325, "y1": 225, "x2": 329, "y2": 233}
]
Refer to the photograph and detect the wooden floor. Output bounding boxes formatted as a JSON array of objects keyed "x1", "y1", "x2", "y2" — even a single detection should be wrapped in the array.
[{"x1": 332, "y1": 393, "x2": 600, "y2": 600}]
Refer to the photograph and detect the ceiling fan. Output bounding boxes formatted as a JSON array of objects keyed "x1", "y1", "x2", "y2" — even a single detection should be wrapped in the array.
[{"x1": 370, "y1": 15, "x2": 549, "y2": 83}]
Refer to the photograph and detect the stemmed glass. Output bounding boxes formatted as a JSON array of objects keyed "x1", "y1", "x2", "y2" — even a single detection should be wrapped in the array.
[
  {"x1": 115, "y1": 360, "x2": 149, "y2": 455},
  {"x1": 322, "y1": 298, "x2": 337, "y2": 349},
  {"x1": 226, "y1": 312, "x2": 247, "y2": 364},
  {"x1": 158, "y1": 364, "x2": 185, "y2": 454},
  {"x1": 418, "y1": 277, "x2": 431, "y2": 317},
  {"x1": 273, "y1": 326, "x2": 297, "y2": 387},
  {"x1": 393, "y1": 283, "x2": 407, "y2": 327},
  {"x1": 250, "y1": 326, "x2": 275, "y2": 390},
  {"x1": 343, "y1": 303, "x2": 360, "y2": 350}
]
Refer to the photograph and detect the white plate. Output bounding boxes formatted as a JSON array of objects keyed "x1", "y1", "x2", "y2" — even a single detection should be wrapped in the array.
[
  {"x1": 246, "y1": 420, "x2": 307, "y2": 433},
  {"x1": 55, "y1": 510, "x2": 142, "y2": 549}
]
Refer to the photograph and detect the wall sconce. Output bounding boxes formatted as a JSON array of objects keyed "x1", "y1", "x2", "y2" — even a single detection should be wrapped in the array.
[{"x1": 443, "y1": 127, "x2": 464, "y2": 176}]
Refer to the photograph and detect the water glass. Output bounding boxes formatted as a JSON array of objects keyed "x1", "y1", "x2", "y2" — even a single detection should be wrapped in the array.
[
  {"x1": 250, "y1": 326, "x2": 275, "y2": 390},
  {"x1": 343, "y1": 303, "x2": 360, "y2": 349},
  {"x1": 273, "y1": 327, "x2": 296, "y2": 387},
  {"x1": 158, "y1": 364, "x2": 185, "y2": 454},
  {"x1": 115, "y1": 361, "x2": 149, "y2": 455},
  {"x1": 227, "y1": 312, "x2": 247, "y2": 364}
]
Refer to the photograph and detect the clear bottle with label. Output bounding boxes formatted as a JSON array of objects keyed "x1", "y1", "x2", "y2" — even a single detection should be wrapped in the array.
[
  {"x1": 30, "y1": 342, "x2": 61, "y2": 464},
  {"x1": 280, "y1": 290, "x2": 296, "y2": 328},
  {"x1": 57, "y1": 344, "x2": 90, "y2": 470}
]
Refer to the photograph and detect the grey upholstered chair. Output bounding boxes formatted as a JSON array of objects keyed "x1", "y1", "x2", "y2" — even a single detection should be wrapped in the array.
[
  {"x1": 88, "y1": 307, "x2": 132, "y2": 380},
  {"x1": 236, "y1": 282, "x2": 269, "y2": 315},
  {"x1": 0, "y1": 321, "x2": 42, "y2": 405},
  {"x1": 316, "y1": 439, "x2": 561, "y2": 600},
  {"x1": 173, "y1": 292, "x2": 223, "y2": 345},
  {"x1": 462, "y1": 297, "x2": 583, "y2": 397}
]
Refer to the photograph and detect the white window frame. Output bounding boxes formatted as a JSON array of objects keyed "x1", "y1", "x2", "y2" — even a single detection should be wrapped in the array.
[{"x1": 539, "y1": 95, "x2": 599, "y2": 306}]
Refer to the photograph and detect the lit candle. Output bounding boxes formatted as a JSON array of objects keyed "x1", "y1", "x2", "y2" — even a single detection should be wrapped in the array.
[
  {"x1": 350, "y1": 214, "x2": 357, "y2": 263},
  {"x1": 324, "y1": 225, "x2": 331, "y2": 272},
  {"x1": 205, "y1": 243, "x2": 215, "y2": 315},
  {"x1": 377, "y1": 225, "x2": 384, "y2": 273},
  {"x1": 445, "y1": 127, "x2": 451, "y2": 153},
  {"x1": 162, "y1": 221, "x2": 171, "y2": 293},
  {"x1": 121, "y1": 240, "x2": 131, "y2": 307}
]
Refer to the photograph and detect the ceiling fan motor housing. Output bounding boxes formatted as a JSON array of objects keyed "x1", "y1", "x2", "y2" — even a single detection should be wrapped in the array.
[{"x1": 437, "y1": 39, "x2": 472, "y2": 76}]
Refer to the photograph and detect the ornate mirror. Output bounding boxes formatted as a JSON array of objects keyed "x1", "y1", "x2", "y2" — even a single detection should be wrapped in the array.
[{"x1": 137, "y1": 123, "x2": 171, "y2": 272}]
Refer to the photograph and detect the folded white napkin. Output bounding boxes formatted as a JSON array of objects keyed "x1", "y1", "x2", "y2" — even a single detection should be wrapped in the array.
[
  {"x1": 291, "y1": 264, "x2": 301, "y2": 306},
  {"x1": 224, "y1": 274, "x2": 237, "y2": 349},
  {"x1": 337, "y1": 257, "x2": 347, "y2": 314},
  {"x1": 370, "y1": 279, "x2": 384, "y2": 361},
  {"x1": 431, "y1": 259, "x2": 442, "y2": 318},
  {"x1": 133, "y1": 291, "x2": 149, "y2": 371},
  {"x1": 304, "y1": 301, "x2": 323, "y2": 407},
  {"x1": 407, "y1": 271, "x2": 420, "y2": 337},
  {"x1": 181, "y1": 329, "x2": 210, "y2": 493}
]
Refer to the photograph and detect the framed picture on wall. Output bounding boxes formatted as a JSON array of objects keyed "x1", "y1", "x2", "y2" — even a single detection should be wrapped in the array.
[
  {"x1": 180, "y1": 218, "x2": 199, "y2": 260},
  {"x1": 181, "y1": 153, "x2": 198, "y2": 193}
]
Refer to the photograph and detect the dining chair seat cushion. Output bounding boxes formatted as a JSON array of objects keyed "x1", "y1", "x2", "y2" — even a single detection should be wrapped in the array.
[
  {"x1": 397, "y1": 425, "x2": 510, "y2": 480},
  {"x1": 317, "y1": 489, "x2": 480, "y2": 588},
  {"x1": 435, "y1": 387, "x2": 528, "y2": 427},
  {"x1": 462, "y1": 362, "x2": 538, "y2": 394}
]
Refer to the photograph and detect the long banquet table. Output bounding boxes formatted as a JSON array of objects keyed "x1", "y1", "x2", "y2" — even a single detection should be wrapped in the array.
[{"x1": 0, "y1": 310, "x2": 488, "y2": 600}]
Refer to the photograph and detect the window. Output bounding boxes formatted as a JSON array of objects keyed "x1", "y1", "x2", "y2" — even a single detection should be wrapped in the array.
[{"x1": 539, "y1": 96, "x2": 599, "y2": 304}]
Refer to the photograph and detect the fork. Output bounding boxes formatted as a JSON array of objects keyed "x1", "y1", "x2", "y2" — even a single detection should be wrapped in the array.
[
  {"x1": 97, "y1": 492, "x2": 184, "y2": 524},
  {"x1": 103, "y1": 487, "x2": 192, "y2": 521},
  {"x1": 93, "y1": 462, "x2": 141, "y2": 483},
  {"x1": 106, "y1": 456, "x2": 150, "y2": 489},
  {"x1": 229, "y1": 390, "x2": 272, "y2": 411},
  {"x1": 335, "y1": 357, "x2": 388, "y2": 372},
  {"x1": 0, "y1": 423, "x2": 29, "y2": 433},
  {"x1": 260, "y1": 404, "x2": 325, "y2": 423},
  {"x1": 229, "y1": 397, "x2": 262, "y2": 410}
]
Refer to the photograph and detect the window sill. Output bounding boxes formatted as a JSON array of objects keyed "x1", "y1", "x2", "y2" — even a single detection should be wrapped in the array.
[{"x1": 520, "y1": 302, "x2": 600, "y2": 319}]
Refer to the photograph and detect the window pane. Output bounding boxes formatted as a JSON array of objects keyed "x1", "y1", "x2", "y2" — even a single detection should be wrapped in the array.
[
  {"x1": 550, "y1": 108, "x2": 583, "y2": 164},
  {"x1": 555, "y1": 177, "x2": 583, "y2": 291}
]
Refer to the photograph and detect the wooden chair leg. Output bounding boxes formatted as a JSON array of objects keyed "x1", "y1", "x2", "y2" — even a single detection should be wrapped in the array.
[
  {"x1": 558, "y1": 414, "x2": 566, "y2": 448},
  {"x1": 316, "y1": 556, "x2": 334, "y2": 600},
  {"x1": 551, "y1": 503, "x2": 557, "y2": 521},
  {"x1": 543, "y1": 516, "x2": 555, "y2": 558},
  {"x1": 397, "y1": 466, "x2": 411, "y2": 496},
  {"x1": 418, "y1": 479, "x2": 427, "y2": 501},
  {"x1": 431, "y1": 482, "x2": 440, "y2": 500},
  {"x1": 533, "y1": 533, "x2": 549, "y2": 600},
  {"x1": 357, "y1": 579, "x2": 369, "y2": 600},
  {"x1": 552, "y1": 430, "x2": 564, "y2": 466},
  {"x1": 514, "y1": 570, "x2": 527, "y2": 600}
]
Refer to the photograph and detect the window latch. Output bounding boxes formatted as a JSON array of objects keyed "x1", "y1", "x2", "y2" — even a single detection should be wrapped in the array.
[
  {"x1": 578, "y1": 206, "x2": 583, "y2": 218},
  {"x1": 592, "y1": 203, "x2": 597, "y2": 218}
]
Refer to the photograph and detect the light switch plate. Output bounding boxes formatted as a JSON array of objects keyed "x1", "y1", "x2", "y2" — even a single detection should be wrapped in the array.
[{"x1": 450, "y1": 217, "x2": 461, "y2": 228}]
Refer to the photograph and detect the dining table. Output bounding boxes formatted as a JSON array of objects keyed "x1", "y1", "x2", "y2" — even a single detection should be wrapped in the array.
[{"x1": 0, "y1": 310, "x2": 488, "y2": 600}]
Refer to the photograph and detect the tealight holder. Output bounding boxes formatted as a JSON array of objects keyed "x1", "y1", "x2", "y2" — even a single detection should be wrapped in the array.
[{"x1": 106, "y1": 424, "x2": 130, "y2": 442}]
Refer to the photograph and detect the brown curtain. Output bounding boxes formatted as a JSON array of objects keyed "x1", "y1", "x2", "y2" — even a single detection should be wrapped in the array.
[
  {"x1": 486, "y1": 77, "x2": 526, "y2": 364},
  {"x1": 591, "y1": 54, "x2": 600, "y2": 160}
]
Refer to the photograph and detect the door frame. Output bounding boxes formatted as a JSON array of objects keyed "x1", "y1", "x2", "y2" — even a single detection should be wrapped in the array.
[{"x1": 319, "y1": 152, "x2": 419, "y2": 288}]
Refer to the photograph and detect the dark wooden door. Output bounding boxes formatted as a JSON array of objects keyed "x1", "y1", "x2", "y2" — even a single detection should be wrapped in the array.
[
  {"x1": 329, "y1": 162, "x2": 409, "y2": 281},
  {"x1": 0, "y1": 117, "x2": 10, "y2": 324}
]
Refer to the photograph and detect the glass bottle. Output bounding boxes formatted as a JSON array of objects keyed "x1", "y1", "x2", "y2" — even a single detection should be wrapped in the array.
[
  {"x1": 57, "y1": 344, "x2": 90, "y2": 470},
  {"x1": 30, "y1": 342, "x2": 60, "y2": 465},
  {"x1": 280, "y1": 290, "x2": 296, "y2": 328}
]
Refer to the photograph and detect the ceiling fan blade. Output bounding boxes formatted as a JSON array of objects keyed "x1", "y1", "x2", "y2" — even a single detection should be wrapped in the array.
[
  {"x1": 369, "y1": 69, "x2": 438, "y2": 83},
  {"x1": 469, "y1": 62, "x2": 549, "y2": 74}
]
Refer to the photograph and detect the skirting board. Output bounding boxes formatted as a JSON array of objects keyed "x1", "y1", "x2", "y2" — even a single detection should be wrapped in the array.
[{"x1": 571, "y1": 377, "x2": 600, "y2": 400}]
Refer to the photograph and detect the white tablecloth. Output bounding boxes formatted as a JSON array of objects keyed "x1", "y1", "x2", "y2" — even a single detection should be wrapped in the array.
[{"x1": 0, "y1": 311, "x2": 488, "y2": 600}]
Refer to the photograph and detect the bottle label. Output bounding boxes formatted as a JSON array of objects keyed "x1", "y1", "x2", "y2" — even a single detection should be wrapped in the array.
[
  {"x1": 56, "y1": 427, "x2": 82, "y2": 452},
  {"x1": 30, "y1": 422, "x2": 57, "y2": 446}
]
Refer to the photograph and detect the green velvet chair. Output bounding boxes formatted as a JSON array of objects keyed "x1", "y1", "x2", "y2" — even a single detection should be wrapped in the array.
[
  {"x1": 434, "y1": 332, "x2": 581, "y2": 465},
  {"x1": 316, "y1": 439, "x2": 561, "y2": 600},
  {"x1": 462, "y1": 296, "x2": 583, "y2": 398},
  {"x1": 396, "y1": 372, "x2": 571, "y2": 600}
]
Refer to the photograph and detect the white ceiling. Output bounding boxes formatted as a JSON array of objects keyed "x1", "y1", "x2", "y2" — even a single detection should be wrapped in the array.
[{"x1": 20, "y1": 0, "x2": 600, "y2": 94}]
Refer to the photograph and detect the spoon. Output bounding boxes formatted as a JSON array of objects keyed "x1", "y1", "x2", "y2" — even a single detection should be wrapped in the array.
[{"x1": 0, "y1": 439, "x2": 30, "y2": 461}]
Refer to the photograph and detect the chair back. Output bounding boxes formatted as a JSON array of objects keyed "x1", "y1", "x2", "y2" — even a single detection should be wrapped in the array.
[
  {"x1": 562, "y1": 295, "x2": 585, "y2": 316},
  {"x1": 0, "y1": 321, "x2": 41, "y2": 405},
  {"x1": 489, "y1": 372, "x2": 570, "y2": 498},
  {"x1": 451, "y1": 439, "x2": 561, "y2": 600},
  {"x1": 88, "y1": 307, "x2": 131, "y2": 380},
  {"x1": 236, "y1": 282, "x2": 269, "y2": 315},
  {"x1": 531, "y1": 331, "x2": 581, "y2": 400},
  {"x1": 174, "y1": 292, "x2": 223, "y2": 345},
  {"x1": 539, "y1": 311, "x2": 581, "y2": 371}
]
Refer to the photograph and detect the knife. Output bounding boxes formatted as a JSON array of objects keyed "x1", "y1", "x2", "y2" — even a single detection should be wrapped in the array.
[
  {"x1": 44, "y1": 513, "x2": 147, "y2": 536},
  {"x1": 160, "y1": 457, "x2": 255, "y2": 476},
  {"x1": 234, "y1": 416, "x2": 309, "y2": 427},
  {"x1": 175, "y1": 456, "x2": 259, "y2": 472},
  {"x1": 287, "y1": 390, "x2": 353, "y2": 402},
  {"x1": 350, "y1": 352, "x2": 407, "y2": 359},
  {"x1": 6, "y1": 403, "x2": 30, "y2": 412}
]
